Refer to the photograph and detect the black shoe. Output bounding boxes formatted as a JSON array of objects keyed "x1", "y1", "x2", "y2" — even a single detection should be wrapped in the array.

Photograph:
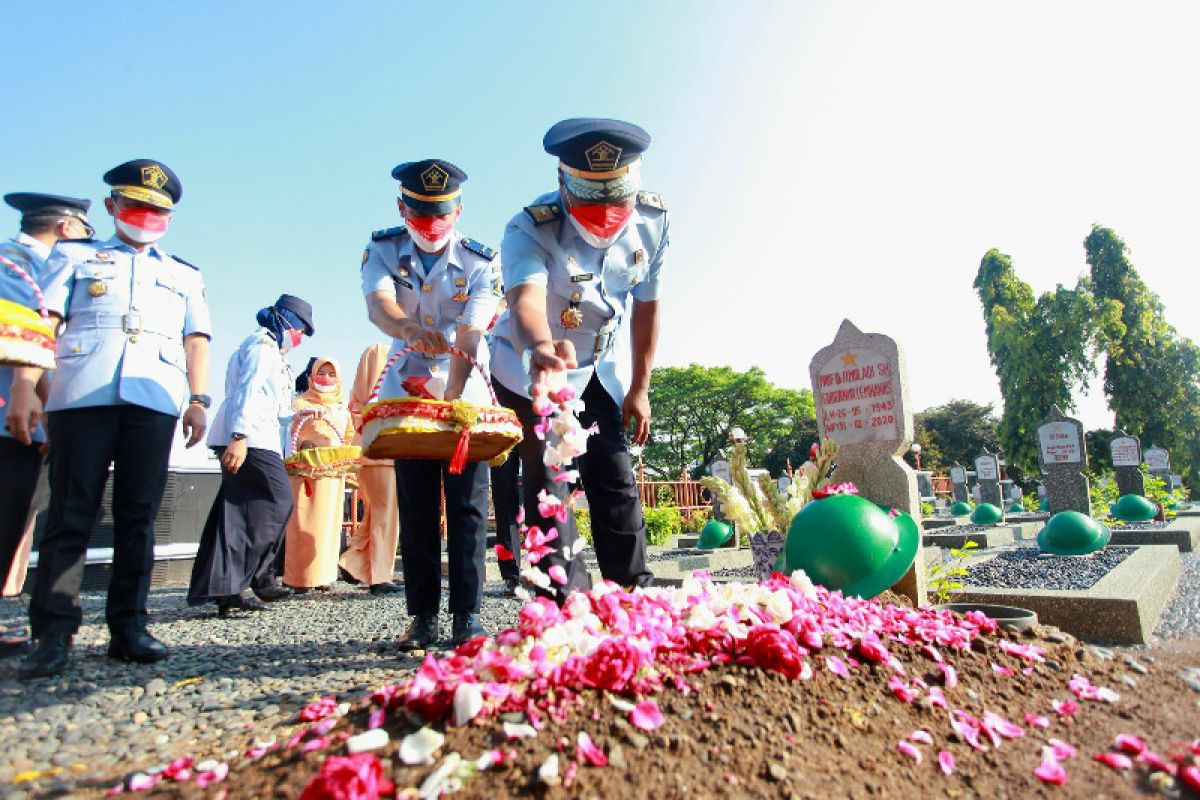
[
  {"x1": 18, "y1": 631, "x2": 72, "y2": 679},
  {"x1": 253, "y1": 583, "x2": 293, "y2": 602},
  {"x1": 451, "y1": 612, "x2": 486, "y2": 646},
  {"x1": 107, "y1": 630, "x2": 169, "y2": 663},
  {"x1": 217, "y1": 593, "x2": 269, "y2": 617},
  {"x1": 369, "y1": 582, "x2": 404, "y2": 595},
  {"x1": 397, "y1": 614, "x2": 438, "y2": 652},
  {"x1": 339, "y1": 567, "x2": 363, "y2": 586},
  {"x1": 503, "y1": 576, "x2": 521, "y2": 597}
]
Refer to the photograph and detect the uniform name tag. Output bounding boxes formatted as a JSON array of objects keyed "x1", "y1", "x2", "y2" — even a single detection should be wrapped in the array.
[
  {"x1": 570, "y1": 272, "x2": 594, "y2": 283},
  {"x1": 395, "y1": 277, "x2": 413, "y2": 290}
]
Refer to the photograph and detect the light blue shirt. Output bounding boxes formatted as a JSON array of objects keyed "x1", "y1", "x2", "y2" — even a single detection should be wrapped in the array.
[
  {"x1": 360, "y1": 228, "x2": 501, "y2": 405},
  {"x1": 490, "y1": 190, "x2": 668, "y2": 403},
  {"x1": 40, "y1": 235, "x2": 212, "y2": 417},
  {"x1": 208, "y1": 329, "x2": 294, "y2": 454},
  {"x1": 0, "y1": 233, "x2": 51, "y2": 442}
]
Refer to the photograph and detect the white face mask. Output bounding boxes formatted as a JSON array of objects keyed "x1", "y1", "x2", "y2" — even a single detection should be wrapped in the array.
[
  {"x1": 405, "y1": 220, "x2": 454, "y2": 253},
  {"x1": 565, "y1": 211, "x2": 627, "y2": 249}
]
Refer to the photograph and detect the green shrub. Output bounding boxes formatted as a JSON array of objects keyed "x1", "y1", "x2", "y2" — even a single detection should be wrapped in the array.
[
  {"x1": 1087, "y1": 471, "x2": 1119, "y2": 522},
  {"x1": 1022, "y1": 493, "x2": 1041, "y2": 512},
  {"x1": 656, "y1": 484, "x2": 677, "y2": 506},
  {"x1": 575, "y1": 508, "x2": 593, "y2": 546},
  {"x1": 680, "y1": 509, "x2": 711, "y2": 534},
  {"x1": 920, "y1": 501, "x2": 935, "y2": 518},
  {"x1": 643, "y1": 506, "x2": 683, "y2": 546}
]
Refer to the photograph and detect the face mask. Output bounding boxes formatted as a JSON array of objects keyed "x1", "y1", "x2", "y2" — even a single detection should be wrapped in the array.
[
  {"x1": 114, "y1": 206, "x2": 170, "y2": 244},
  {"x1": 566, "y1": 201, "x2": 633, "y2": 248},
  {"x1": 311, "y1": 375, "x2": 338, "y2": 392},
  {"x1": 287, "y1": 329, "x2": 303, "y2": 350},
  {"x1": 405, "y1": 214, "x2": 456, "y2": 253}
]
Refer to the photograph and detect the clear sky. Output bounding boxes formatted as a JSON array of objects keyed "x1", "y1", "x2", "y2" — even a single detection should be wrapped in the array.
[{"x1": 4, "y1": 2, "x2": 1198, "y2": 466}]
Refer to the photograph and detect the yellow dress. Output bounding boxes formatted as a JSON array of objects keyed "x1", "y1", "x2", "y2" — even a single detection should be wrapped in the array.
[
  {"x1": 284, "y1": 357, "x2": 355, "y2": 588},
  {"x1": 338, "y1": 344, "x2": 401, "y2": 586}
]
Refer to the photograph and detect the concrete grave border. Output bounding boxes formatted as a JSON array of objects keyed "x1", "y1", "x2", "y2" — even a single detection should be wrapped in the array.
[
  {"x1": 955, "y1": 545, "x2": 1181, "y2": 645},
  {"x1": 923, "y1": 524, "x2": 1025, "y2": 550},
  {"x1": 1107, "y1": 516, "x2": 1200, "y2": 552}
]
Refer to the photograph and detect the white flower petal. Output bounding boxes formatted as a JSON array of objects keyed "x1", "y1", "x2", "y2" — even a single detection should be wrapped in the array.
[
  {"x1": 400, "y1": 726, "x2": 445, "y2": 765},
  {"x1": 453, "y1": 682, "x2": 484, "y2": 727}
]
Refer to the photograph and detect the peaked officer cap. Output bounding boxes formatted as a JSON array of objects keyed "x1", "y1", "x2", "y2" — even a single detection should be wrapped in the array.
[
  {"x1": 103, "y1": 159, "x2": 182, "y2": 210},
  {"x1": 391, "y1": 159, "x2": 467, "y2": 215},
  {"x1": 4, "y1": 193, "x2": 92, "y2": 218},
  {"x1": 543, "y1": 118, "x2": 651, "y2": 177}
]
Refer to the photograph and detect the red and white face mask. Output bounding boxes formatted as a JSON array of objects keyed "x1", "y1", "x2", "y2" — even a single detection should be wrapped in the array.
[
  {"x1": 565, "y1": 201, "x2": 633, "y2": 248},
  {"x1": 311, "y1": 374, "x2": 338, "y2": 393},
  {"x1": 405, "y1": 209, "x2": 460, "y2": 252},
  {"x1": 114, "y1": 206, "x2": 171, "y2": 244},
  {"x1": 286, "y1": 329, "x2": 304, "y2": 350}
]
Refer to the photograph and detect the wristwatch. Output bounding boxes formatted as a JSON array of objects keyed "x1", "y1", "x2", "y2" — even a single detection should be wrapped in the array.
[
  {"x1": 230, "y1": 432, "x2": 247, "y2": 441},
  {"x1": 189, "y1": 394, "x2": 212, "y2": 409}
]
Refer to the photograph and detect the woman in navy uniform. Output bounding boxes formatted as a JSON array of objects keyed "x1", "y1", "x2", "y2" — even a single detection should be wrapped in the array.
[
  {"x1": 7, "y1": 159, "x2": 212, "y2": 679},
  {"x1": 490, "y1": 119, "x2": 668, "y2": 601},
  {"x1": 360, "y1": 159, "x2": 501, "y2": 649}
]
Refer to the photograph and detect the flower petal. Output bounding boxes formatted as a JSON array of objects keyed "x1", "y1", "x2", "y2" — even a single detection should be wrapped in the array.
[
  {"x1": 630, "y1": 700, "x2": 664, "y2": 731},
  {"x1": 1033, "y1": 748, "x2": 1068, "y2": 785},
  {"x1": 938, "y1": 750, "x2": 955, "y2": 775},
  {"x1": 1094, "y1": 751, "x2": 1133, "y2": 771},
  {"x1": 897, "y1": 741, "x2": 922, "y2": 763},
  {"x1": 576, "y1": 732, "x2": 608, "y2": 767},
  {"x1": 399, "y1": 727, "x2": 445, "y2": 765}
]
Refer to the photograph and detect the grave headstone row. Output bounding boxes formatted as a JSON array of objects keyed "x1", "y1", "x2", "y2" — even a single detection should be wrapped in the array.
[
  {"x1": 1109, "y1": 432, "x2": 1144, "y2": 497},
  {"x1": 1036, "y1": 405, "x2": 1092, "y2": 516}
]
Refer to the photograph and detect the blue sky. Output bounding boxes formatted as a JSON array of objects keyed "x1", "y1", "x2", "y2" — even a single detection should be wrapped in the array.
[{"x1": 5, "y1": 2, "x2": 1199, "y2": 465}]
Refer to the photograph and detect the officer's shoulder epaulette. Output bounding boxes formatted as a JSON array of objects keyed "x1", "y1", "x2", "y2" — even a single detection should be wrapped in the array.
[
  {"x1": 459, "y1": 237, "x2": 497, "y2": 261},
  {"x1": 524, "y1": 204, "x2": 562, "y2": 225},
  {"x1": 636, "y1": 191, "x2": 666, "y2": 212},
  {"x1": 371, "y1": 226, "x2": 408, "y2": 241},
  {"x1": 171, "y1": 254, "x2": 200, "y2": 270}
]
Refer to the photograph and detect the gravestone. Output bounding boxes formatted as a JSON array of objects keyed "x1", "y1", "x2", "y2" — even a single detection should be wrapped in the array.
[
  {"x1": 1144, "y1": 446, "x2": 1171, "y2": 486},
  {"x1": 1035, "y1": 405, "x2": 1091, "y2": 516},
  {"x1": 809, "y1": 319, "x2": 926, "y2": 605},
  {"x1": 1109, "y1": 433, "x2": 1144, "y2": 497},
  {"x1": 974, "y1": 451, "x2": 1004, "y2": 513},
  {"x1": 949, "y1": 464, "x2": 969, "y2": 504}
]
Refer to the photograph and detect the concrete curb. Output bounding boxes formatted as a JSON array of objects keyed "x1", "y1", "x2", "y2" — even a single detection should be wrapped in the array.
[
  {"x1": 1108, "y1": 517, "x2": 1200, "y2": 552},
  {"x1": 955, "y1": 545, "x2": 1181, "y2": 645}
]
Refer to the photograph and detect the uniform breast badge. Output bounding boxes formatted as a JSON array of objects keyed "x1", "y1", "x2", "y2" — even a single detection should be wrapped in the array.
[
  {"x1": 88, "y1": 280, "x2": 108, "y2": 297},
  {"x1": 452, "y1": 291, "x2": 470, "y2": 303},
  {"x1": 560, "y1": 304, "x2": 584, "y2": 329}
]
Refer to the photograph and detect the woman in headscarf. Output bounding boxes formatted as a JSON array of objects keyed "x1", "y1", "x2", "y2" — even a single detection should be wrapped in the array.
[
  {"x1": 188, "y1": 294, "x2": 314, "y2": 616},
  {"x1": 283, "y1": 356, "x2": 355, "y2": 590},
  {"x1": 338, "y1": 343, "x2": 403, "y2": 594}
]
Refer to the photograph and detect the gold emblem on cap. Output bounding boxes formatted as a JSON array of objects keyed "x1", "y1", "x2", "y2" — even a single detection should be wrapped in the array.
[
  {"x1": 584, "y1": 141, "x2": 622, "y2": 172},
  {"x1": 141, "y1": 164, "x2": 169, "y2": 190},
  {"x1": 560, "y1": 306, "x2": 583, "y2": 329},
  {"x1": 420, "y1": 164, "x2": 450, "y2": 193},
  {"x1": 88, "y1": 279, "x2": 107, "y2": 297},
  {"x1": 632, "y1": 249, "x2": 644, "y2": 264}
]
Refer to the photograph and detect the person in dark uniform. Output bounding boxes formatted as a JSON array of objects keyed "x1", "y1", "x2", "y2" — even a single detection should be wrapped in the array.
[
  {"x1": 188, "y1": 295, "x2": 314, "y2": 616},
  {"x1": 0, "y1": 192, "x2": 94, "y2": 655},
  {"x1": 489, "y1": 450, "x2": 522, "y2": 594},
  {"x1": 360, "y1": 159, "x2": 501, "y2": 650},
  {"x1": 6, "y1": 159, "x2": 212, "y2": 679},
  {"x1": 489, "y1": 118, "x2": 669, "y2": 601}
]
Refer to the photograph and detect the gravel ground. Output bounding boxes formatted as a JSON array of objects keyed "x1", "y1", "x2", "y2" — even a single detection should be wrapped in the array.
[
  {"x1": 964, "y1": 546, "x2": 1134, "y2": 590},
  {"x1": 0, "y1": 580, "x2": 522, "y2": 797},
  {"x1": 923, "y1": 523, "x2": 999, "y2": 535},
  {"x1": 1150, "y1": 548, "x2": 1200, "y2": 641},
  {"x1": 1108, "y1": 520, "x2": 1170, "y2": 530}
]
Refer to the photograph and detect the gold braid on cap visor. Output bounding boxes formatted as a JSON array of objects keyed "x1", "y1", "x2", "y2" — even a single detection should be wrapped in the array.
[{"x1": 560, "y1": 159, "x2": 642, "y2": 201}]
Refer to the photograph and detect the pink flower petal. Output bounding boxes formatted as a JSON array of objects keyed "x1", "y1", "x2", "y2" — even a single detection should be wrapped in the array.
[
  {"x1": 1094, "y1": 751, "x2": 1133, "y2": 770},
  {"x1": 548, "y1": 565, "x2": 568, "y2": 585},
  {"x1": 630, "y1": 700, "x2": 664, "y2": 731},
  {"x1": 576, "y1": 731, "x2": 608, "y2": 767},
  {"x1": 982, "y1": 710, "x2": 1023, "y2": 740},
  {"x1": 1048, "y1": 738, "x2": 1077, "y2": 760},
  {"x1": 938, "y1": 750, "x2": 955, "y2": 775},
  {"x1": 495, "y1": 544, "x2": 515, "y2": 561},
  {"x1": 991, "y1": 663, "x2": 1015, "y2": 677},
  {"x1": 909, "y1": 730, "x2": 934, "y2": 745},
  {"x1": 1024, "y1": 713, "x2": 1050, "y2": 729},
  {"x1": 1179, "y1": 765, "x2": 1200, "y2": 793},
  {"x1": 1051, "y1": 698, "x2": 1078, "y2": 717},
  {"x1": 826, "y1": 655, "x2": 849, "y2": 677},
  {"x1": 939, "y1": 663, "x2": 958, "y2": 689},
  {"x1": 1034, "y1": 748, "x2": 1068, "y2": 785},
  {"x1": 897, "y1": 740, "x2": 922, "y2": 763},
  {"x1": 1114, "y1": 733, "x2": 1146, "y2": 755}
]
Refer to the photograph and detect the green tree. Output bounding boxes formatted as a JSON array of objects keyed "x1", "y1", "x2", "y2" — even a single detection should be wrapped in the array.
[
  {"x1": 907, "y1": 400, "x2": 999, "y2": 471},
  {"x1": 974, "y1": 249, "x2": 1105, "y2": 477},
  {"x1": 1086, "y1": 225, "x2": 1200, "y2": 486},
  {"x1": 646, "y1": 365, "x2": 815, "y2": 479}
]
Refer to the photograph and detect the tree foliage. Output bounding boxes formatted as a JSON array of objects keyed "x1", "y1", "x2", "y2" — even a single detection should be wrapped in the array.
[
  {"x1": 973, "y1": 248, "x2": 1106, "y2": 476},
  {"x1": 645, "y1": 365, "x2": 815, "y2": 479},
  {"x1": 1086, "y1": 225, "x2": 1200, "y2": 484},
  {"x1": 906, "y1": 400, "x2": 1000, "y2": 471}
]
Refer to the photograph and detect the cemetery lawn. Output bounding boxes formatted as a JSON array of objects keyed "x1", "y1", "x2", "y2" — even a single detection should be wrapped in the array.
[{"x1": 143, "y1": 616, "x2": 1200, "y2": 798}]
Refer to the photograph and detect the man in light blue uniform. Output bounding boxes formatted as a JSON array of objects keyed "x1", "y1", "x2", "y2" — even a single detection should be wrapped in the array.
[
  {"x1": 0, "y1": 192, "x2": 94, "y2": 655},
  {"x1": 361, "y1": 159, "x2": 501, "y2": 650},
  {"x1": 491, "y1": 118, "x2": 668, "y2": 599},
  {"x1": 6, "y1": 159, "x2": 212, "y2": 679}
]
